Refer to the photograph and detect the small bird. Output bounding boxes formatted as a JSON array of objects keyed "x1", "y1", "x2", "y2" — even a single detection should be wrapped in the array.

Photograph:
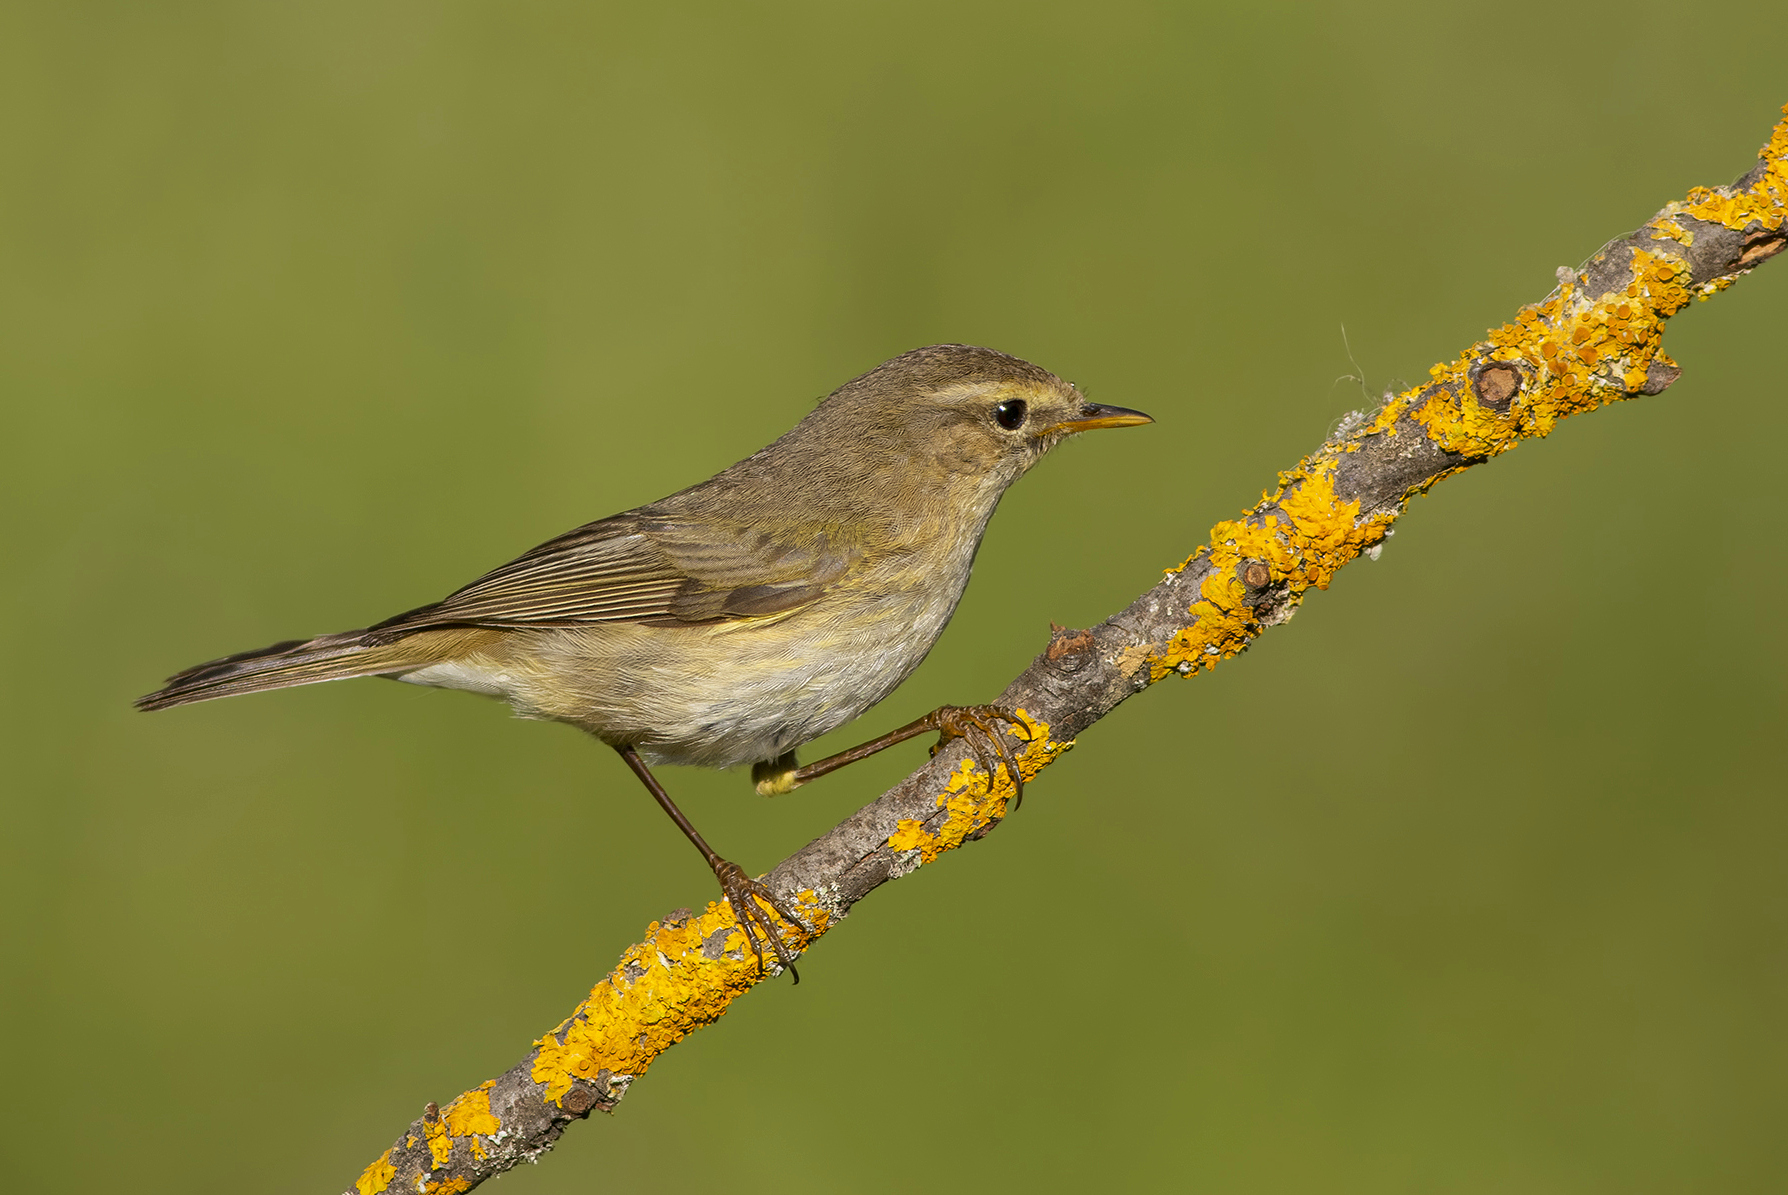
[{"x1": 137, "y1": 345, "x2": 1151, "y2": 975}]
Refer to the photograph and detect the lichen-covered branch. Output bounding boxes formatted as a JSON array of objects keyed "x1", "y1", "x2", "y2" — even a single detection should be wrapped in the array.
[{"x1": 348, "y1": 105, "x2": 1788, "y2": 1195}]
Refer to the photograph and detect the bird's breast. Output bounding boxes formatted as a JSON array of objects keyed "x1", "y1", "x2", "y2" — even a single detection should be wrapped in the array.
[{"x1": 498, "y1": 522, "x2": 984, "y2": 769}]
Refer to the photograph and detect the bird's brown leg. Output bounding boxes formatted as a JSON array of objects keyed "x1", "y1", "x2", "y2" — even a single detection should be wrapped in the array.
[
  {"x1": 760, "y1": 705, "x2": 1033, "y2": 805},
  {"x1": 615, "y1": 745, "x2": 807, "y2": 982}
]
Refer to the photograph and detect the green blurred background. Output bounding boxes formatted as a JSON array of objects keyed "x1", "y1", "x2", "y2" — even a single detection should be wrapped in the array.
[{"x1": 3, "y1": 3, "x2": 1783, "y2": 1192}]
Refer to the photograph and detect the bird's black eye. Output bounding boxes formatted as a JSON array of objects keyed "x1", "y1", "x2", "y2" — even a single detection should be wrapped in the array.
[{"x1": 993, "y1": 399, "x2": 1028, "y2": 430}]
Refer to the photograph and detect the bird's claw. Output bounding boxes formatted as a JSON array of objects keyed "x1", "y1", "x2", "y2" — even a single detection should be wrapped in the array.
[
  {"x1": 712, "y1": 860, "x2": 809, "y2": 983},
  {"x1": 927, "y1": 704, "x2": 1033, "y2": 809}
]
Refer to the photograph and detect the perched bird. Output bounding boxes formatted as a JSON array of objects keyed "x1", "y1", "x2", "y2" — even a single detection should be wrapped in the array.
[{"x1": 137, "y1": 345, "x2": 1151, "y2": 975}]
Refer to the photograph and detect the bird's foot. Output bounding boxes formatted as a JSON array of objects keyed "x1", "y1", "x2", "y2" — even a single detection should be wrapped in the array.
[
  {"x1": 927, "y1": 705, "x2": 1034, "y2": 809},
  {"x1": 752, "y1": 751, "x2": 801, "y2": 797},
  {"x1": 712, "y1": 859, "x2": 809, "y2": 982}
]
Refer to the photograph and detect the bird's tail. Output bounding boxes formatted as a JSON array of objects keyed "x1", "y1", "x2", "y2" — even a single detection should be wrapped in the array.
[{"x1": 134, "y1": 629, "x2": 450, "y2": 711}]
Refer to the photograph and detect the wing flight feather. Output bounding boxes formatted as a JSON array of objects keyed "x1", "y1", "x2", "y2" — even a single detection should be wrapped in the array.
[{"x1": 370, "y1": 510, "x2": 858, "y2": 634}]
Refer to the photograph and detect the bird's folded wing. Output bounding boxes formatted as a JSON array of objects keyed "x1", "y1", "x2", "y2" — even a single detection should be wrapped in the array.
[{"x1": 369, "y1": 513, "x2": 856, "y2": 634}]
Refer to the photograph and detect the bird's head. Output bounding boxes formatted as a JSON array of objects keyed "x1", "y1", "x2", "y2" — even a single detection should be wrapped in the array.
[{"x1": 812, "y1": 344, "x2": 1151, "y2": 493}]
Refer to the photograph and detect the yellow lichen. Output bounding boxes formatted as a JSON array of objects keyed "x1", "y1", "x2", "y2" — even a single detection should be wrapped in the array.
[
  {"x1": 1148, "y1": 464, "x2": 1390, "y2": 682},
  {"x1": 888, "y1": 819, "x2": 930, "y2": 852},
  {"x1": 881, "y1": 711, "x2": 1072, "y2": 864},
  {"x1": 1651, "y1": 216, "x2": 1692, "y2": 245},
  {"x1": 441, "y1": 1082, "x2": 500, "y2": 1160},
  {"x1": 355, "y1": 1150, "x2": 395, "y2": 1195},
  {"x1": 1140, "y1": 110, "x2": 1788, "y2": 692},
  {"x1": 424, "y1": 1115, "x2": 451, "y2": 1169},
  {"x1": 1360, "y1": 394, "x2": 1410, "y2": 437},
  {"x1": 1682, "y1": 105, "x2": 1788, "y2": 233},
  {"x1": 883, "y1": 761, "x2": 1000, "y2": 865},
  {"x1": 530, "y1": 889, "x2": 831, "y2": 1105},
  {"x1": 1411, "y1": 236, "x2": 1700, "y2": 461}
]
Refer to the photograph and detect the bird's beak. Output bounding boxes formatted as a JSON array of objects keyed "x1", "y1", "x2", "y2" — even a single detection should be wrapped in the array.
[{"x1": 1043, "y1": 403, "x2": 1154, "y2": 435}]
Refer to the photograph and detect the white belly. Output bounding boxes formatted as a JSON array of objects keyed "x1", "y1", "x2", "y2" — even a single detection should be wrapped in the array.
[{"x1": 396, "y1": 576, "x2": 968, "y2": 771}]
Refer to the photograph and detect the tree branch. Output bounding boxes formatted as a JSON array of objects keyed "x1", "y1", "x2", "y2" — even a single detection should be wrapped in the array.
[{"x1": 348, "y1": 104, "x2": 1788, "y2": 1195}]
